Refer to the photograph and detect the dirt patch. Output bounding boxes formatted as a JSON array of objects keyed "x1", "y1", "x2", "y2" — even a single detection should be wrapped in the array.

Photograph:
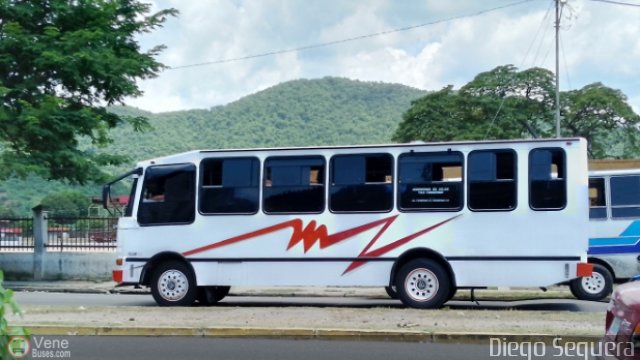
[{"x1": 8, "y1": 287, "x2": 605, "y2": 337}]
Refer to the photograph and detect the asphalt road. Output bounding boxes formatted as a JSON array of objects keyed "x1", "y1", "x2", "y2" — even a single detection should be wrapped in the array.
[
  {"x1": 17, "y1": 336, "x2": 603, "y2": 360},
  {"x1": 14, "y1": 292, "x2": 608, "y2": 312}
]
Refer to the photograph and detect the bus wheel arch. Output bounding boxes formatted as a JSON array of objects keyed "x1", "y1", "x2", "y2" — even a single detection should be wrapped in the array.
[
  {"x1": 143, "y1": 252, "x2": 198, "y2": 306},
  {"x1": 570, "y1": 259, "x2": 614, "y2": 301},
  {"x1": 587, "y1": 258, "x2": 616, "y2": 280},
  {"x1": 390, "y1": 248, "x2": 456, "y2": 308},
  {"x1": 141, "y1": 252, "x2": 195, "y2": 286}
]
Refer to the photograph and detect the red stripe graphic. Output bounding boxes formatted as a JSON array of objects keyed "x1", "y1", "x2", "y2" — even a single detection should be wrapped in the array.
[
  {"x1": 343, "y1": 214, "x2": 462, "y2": 274},
  {"x1": 287, "y1": 216, "x2": 399, "y2": 253},
  {"x1": 183, "y1": 220, "x2": 298, "y2": 256},
  {"x1": 183, "y1": 215, "x2": 461, "y2": 274}
]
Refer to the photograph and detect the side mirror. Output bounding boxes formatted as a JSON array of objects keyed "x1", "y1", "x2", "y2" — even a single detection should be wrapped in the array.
[{"x1": 102, "y1": 184, "x2": 111, "y2": 210}]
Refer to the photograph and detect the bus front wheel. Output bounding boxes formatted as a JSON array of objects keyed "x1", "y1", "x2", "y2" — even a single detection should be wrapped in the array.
[
  {"x1": 384, "y1": 286, "x2": 398, "y2": 299},
  {"x1": 395, "y1": 259, "x2": 450, "y2": 309},
  {"x1": 569, "y1": 263, "x2": 613, "y2": 301},
  {"x1": 151, "y1": 261, "x2": 197, "y2": 306}
]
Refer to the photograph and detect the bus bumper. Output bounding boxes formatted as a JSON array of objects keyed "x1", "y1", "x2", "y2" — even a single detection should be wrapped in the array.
[{"x1": 113, "y1": 257, "x2": 144, "y2": 285}]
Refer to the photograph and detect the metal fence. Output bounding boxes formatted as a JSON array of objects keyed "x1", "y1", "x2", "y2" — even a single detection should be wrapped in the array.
[
  {"x1": 0, "y1": 217, "x2": 34, "y2": 251},
  {"x1": 0, "y1": 216, "x2": 117, "y2": 252}
]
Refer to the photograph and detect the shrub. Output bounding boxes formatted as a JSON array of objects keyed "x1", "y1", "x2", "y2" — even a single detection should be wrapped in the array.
[{"x1": 0, "y1": 270, "x2": 29, "y2": 359}]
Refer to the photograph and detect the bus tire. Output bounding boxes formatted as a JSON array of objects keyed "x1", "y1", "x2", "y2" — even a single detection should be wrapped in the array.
[
  {"x1": 384, "y1": 286, "x2": 398, "y2": 299},
  {"x1": 395, "y1": 259, "x2": 450, "y2": 309},
  {"x1": 151, "y1": 261, "x2": 197, "y2": 306},
  {"x1": 198, "y1": 286, "x2": 231, "y2": 305},
  {"x1": 569, "y1": 263, "x2": 613, "y2": 301},
  {"x1": 447, "y1": 286, "x2": 457, "y2": 302}
]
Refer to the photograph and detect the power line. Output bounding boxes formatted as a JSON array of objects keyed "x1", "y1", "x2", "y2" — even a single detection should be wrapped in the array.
[
  {"x1": 522, "y1": 0, "x2": 554, "y2": 68},
  {"x1": 587, "y1": 0, "x2": 640, "y2": 7},
  {"x1": 529, "y1": 0, "x2": 555, "y2": 67},
  {"x1": 169, "y1": 0, "x2": 535, "y2": 70},
  {"x1": 485, "y1": 0, "x2": 554, "y2": 140},
  {"x1": 486, "y1": 0, "x2": 550, "y2": 140},
  {"x1": 560, "y1": 36, "x2": 573, "y2": 91}
]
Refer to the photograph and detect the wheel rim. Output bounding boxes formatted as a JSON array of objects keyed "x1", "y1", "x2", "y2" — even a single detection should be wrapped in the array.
[
  {"x1": 157, "y1": 269, "x2": 189, "y2": 302},
  {"x1": 404, "y1": 268, "x2": 439, "y2": 302},
  {"x1": 581, "y1": 272, "x2": 606, "y2": 295}
]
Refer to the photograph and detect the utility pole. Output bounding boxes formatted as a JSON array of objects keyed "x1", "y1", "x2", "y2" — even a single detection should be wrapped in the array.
[{"x1": 555, "y1": 0, "x2": 562, "y2": 138}]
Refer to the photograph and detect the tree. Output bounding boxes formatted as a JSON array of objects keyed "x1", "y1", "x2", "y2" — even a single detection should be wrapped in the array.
[
  {"x1": 0, "y1": 206, "x2": 16, "y2": 217},
  {"x1": 40, "y1": 190, "x2": 90, "y2": 216},
  {"x1": 460, "y1": 65, "x2": 555, "y2": 138},
  {"x1": 393, "y1": 66, "x2": 555, "y2": 144},
  {"x1": 0, "y1": 0, "x2": 177, "y2": 183},
  {"x1": 393, "y1": 65, "x2": 640, "y2": 159},
  {"x1": 393, "y1": 86, "x2": 468, "y2": 143},
  {"x1": 562, "y1": 83, "x2": 640, "y2": 158}
]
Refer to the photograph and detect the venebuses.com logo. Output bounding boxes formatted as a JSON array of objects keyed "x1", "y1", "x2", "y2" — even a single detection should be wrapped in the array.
[
  {"x1": 7, "y1": 335, "x2": 72, "y2": 359},
  {"x1": 7, "y1": 336, "x2": 30, "y2": 358}
]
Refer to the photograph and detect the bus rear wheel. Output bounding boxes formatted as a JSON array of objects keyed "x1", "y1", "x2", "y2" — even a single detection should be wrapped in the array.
[
  {"x1": 395, "y1": 259, "x2": 450, "y2": 309},
  {"x1": 198, "y1": 286, "x2": 231, "y2": 305},
  {"x1": 569, "y1": 263, "x2": 613, "y2": 301},
  {"x1": 151, "y1": 261, "x2": 197, "y2": 306}
]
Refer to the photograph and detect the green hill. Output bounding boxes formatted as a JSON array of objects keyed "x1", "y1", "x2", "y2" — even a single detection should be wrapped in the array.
[
  {"x1": 107, "y1": 77, "x2": 425, "y2": 159},
  {"x1": 1, "y1": 77, "x2": 426, "y2": 215}
]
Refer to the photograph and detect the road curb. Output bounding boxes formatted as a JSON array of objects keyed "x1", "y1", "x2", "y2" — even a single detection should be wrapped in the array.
[
  {"x1": 6, "y1": 285, "x2": 138, "y2": 295},
  {"x1": 24, "y1": 326, "x2": 600, "y2": 344}
]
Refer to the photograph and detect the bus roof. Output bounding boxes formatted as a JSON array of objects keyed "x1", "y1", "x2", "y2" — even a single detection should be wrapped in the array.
[
  {"x1": 137, "y1": 137, "x2": 585, "y2": 167},
  {"x1": 589, "y1": 168, "x2": 640, "y2": 177}
]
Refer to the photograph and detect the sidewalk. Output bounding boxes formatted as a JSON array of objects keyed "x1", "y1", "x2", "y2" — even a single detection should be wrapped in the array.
[
  {"x1": 4, "y1": 281, "x2": 606, "y2": 344},
  {"x1": 4, "y1": 280, "x2": 391, "y2": 297},
  {"x1": 4, "y1": 280, "x2": 582, "y2": 299},
  {"x1": 5, "y1": 280, "x2": 143, "y2": 294}
]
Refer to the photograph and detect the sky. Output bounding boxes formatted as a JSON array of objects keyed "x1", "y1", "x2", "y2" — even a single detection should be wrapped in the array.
[{"x1": 126, "y1": 0, "x2": 640, "y2": 114}]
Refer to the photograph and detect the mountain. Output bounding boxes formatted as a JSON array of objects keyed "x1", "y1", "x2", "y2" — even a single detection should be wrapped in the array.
[
  {"x1": 1, "y1": 77, "x2": 426, "y2": 215},
  {"x1": 107, "y1": 77, "x2": 426, "y2": 160}
]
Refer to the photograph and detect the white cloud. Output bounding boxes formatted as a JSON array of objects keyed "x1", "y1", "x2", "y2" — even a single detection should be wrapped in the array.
[
  {"x1": 126, "y1": 0, "x2": 640, "y2": 114},
  {"x1": 560, "y1": 1, "x2": 640, "y2": 83},
  {"x1": 333, "y1": 43, "x2": 443, "y2": 91}
]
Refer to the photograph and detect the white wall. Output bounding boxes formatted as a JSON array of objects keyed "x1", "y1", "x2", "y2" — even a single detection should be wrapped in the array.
[{"x1": 0, "y1": 253, "x2": 114, "y2": 280}]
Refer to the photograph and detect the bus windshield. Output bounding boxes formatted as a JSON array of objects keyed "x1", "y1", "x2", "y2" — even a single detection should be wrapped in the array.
[{"x1": 102, "y1": 167, "x2": 142, "y2": 216}]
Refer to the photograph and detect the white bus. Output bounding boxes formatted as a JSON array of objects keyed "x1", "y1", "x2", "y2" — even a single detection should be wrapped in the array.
[
  {"x1": 576, "y1": 169, "x2": 640, "y2": 301},
  {"x1": 104, "y1": 138, "x2": 593, "y2": 308}
]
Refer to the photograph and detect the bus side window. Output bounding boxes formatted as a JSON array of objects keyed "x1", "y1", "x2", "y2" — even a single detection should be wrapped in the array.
[
  {"x1": 610, "y1": 175, "x2": 640, "y2": 219},
  {"x1": 589, "y1": 177, "x2": 607, "y2": 219},
  {"x1": 529, "y1": 148, "x2": 566, "y2": 210},
  {"x1": 263, "y1": 156, "x2": 325, "y2": 213},
  {"x1": 397, "y1": 151, "x2": 463, "y2": 211},
  {"x1": 138, "y1": 164, "x2": 196, "y2": 225},
  {"x1": 330, "y1": 153, "x2": 393, "y2": 212},
  {"x1": 199, "y1": 157, "x2": 260, "y2": 214},
  {"x1": 468, "y1": 150, "x2": 517, "y2": 211}
]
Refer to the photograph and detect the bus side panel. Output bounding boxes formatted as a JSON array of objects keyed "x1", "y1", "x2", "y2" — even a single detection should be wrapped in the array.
[
  {"x1": 451, "y1": 261, "x2": 578, "y2": 288},
  {"x1": 192, "y1": 261, "x2": 393, "y2": 287},
  {"x1": 589, "y1": 254, "x2": 640, "y2": 279},
  {"x1": 115, "y1": 206, "x2": 588, "y2": 287}
]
